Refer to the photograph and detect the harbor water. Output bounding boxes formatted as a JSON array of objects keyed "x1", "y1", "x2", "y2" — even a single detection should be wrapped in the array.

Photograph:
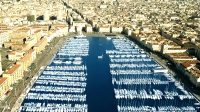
[{"x1": 19, "y1": 36, "x2": 200, "y2": 112}]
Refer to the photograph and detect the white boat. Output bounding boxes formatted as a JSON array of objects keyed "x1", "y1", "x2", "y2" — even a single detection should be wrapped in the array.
[
  {"x1": 65, "y1": 61, "x2": 72, "y2": 64},
  {"x1": 53, "y1": 60, "x2": 62, "y2": 64},
  {"x1": 98, "y1": 55, "x2": 103, "y2": 59},
  {"x1": 106, "y1": 37, "x2": 112, "y2": 40},
  {"x1": 75, "y1": 34, "x2": 86, "y2": 38},
  {"x1": 73, "y1": 61, "x2": 82, "y2": 65}
]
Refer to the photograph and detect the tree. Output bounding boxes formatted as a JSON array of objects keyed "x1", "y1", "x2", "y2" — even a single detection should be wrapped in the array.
[
  {"x1": 27, "y1": 15, "x2": 35, "y2": 22},
  {"x1": 29, "y1": 63, "x2": 36, "y2": 70}
]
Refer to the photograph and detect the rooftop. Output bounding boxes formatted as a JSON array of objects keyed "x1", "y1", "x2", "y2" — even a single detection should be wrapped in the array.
[
  {"x1": 0, "y1": 77, "x2": 7, "y2": 85},
  {"x1": 6, "y1": 64, "x2": 21, "y2": 74}
]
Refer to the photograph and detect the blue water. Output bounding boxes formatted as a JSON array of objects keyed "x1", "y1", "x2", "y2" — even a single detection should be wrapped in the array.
[
  {"x1": 19, "y1": 36, "x2": 200, "y2": 112},
  {"x1": 85, "y1": 37, "x2": 117, "y2": 112}
]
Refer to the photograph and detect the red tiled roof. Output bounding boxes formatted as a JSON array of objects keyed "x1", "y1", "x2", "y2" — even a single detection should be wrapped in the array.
[
  {"x1": 0, "y1": 77, "x2": 7, "y2": 85},
  {"x1": 6, "y1": 64, "x2": 20, "y2": 74},
  {"x1": 19, "y1": 53, "x2": 31, "y2": 62}
]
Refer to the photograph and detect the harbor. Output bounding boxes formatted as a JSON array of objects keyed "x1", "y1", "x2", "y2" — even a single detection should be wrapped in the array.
[
  {"x1": 18, "y1": 36, "x2": 200, "y2": 112},
  {"x1": 108, "y1": 37, "x2": 200, "y2": 111},
  {"x1": 19, "y1": 38, "x2": 89, "y2": 111}
]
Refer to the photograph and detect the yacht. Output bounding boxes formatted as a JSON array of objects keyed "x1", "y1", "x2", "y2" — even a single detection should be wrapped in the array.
[
  {"x1": 73, "y1": 60, "x2": 82, "y2": 65},
  {"x1": 98, "y1": 55, "x2": 103, "y2": 59},
  {"x1": 106, "y1": 37, "x2": 112, "y2": 40}
]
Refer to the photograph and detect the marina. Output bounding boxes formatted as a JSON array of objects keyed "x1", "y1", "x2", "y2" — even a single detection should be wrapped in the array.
[
  {"x1": 19, "y1": 38, "x2": 89, "y2": 112},
  {"x1": 19, "y1": 36, "x2": 200, "y2": 112},
  {"x1": 107, "y1": 38, "x2": 200, "y2": 111}
]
